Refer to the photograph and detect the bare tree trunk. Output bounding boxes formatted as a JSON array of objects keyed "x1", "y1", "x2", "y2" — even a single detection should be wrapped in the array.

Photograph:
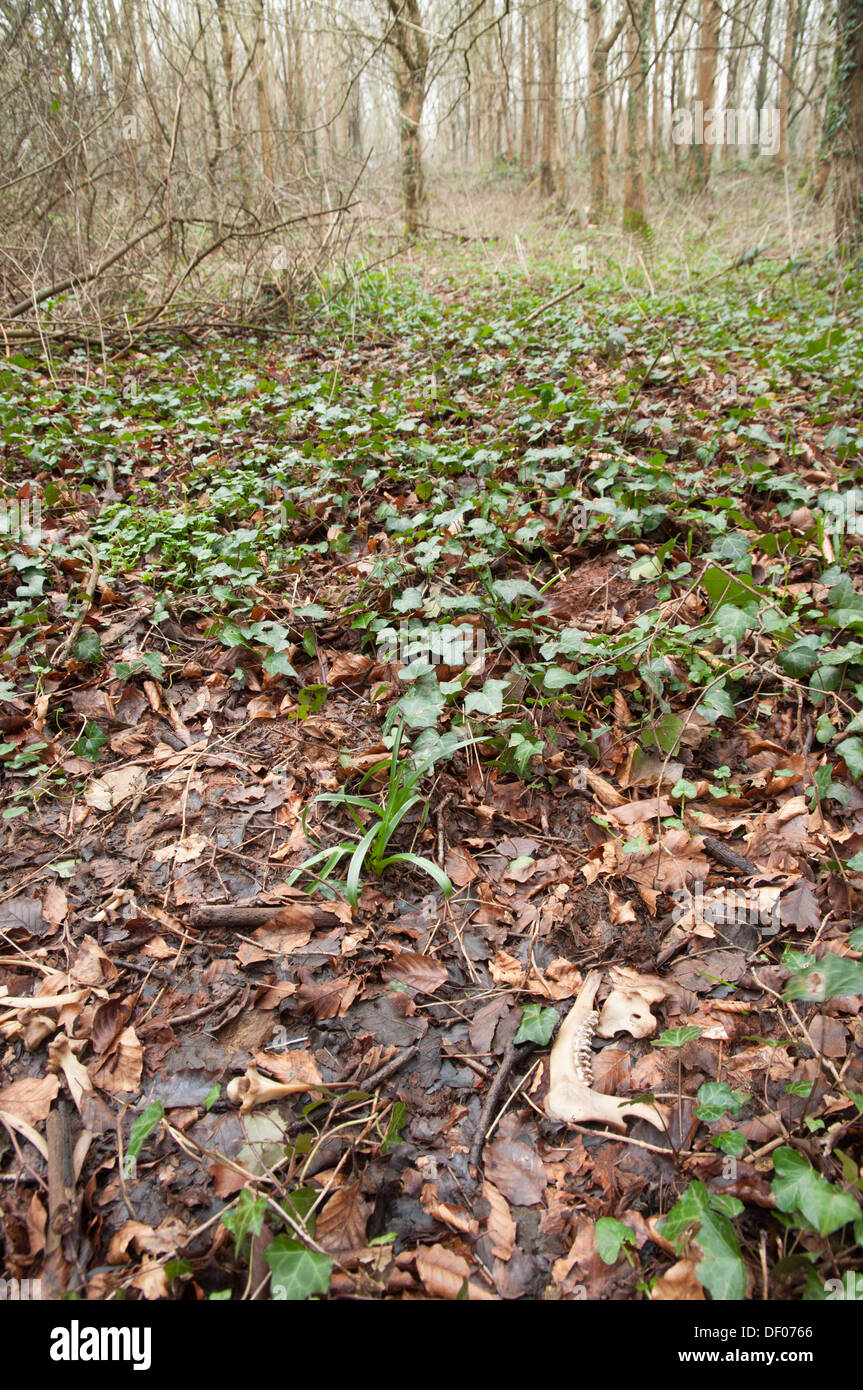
[
  {"x1": 753, "y1": 0, "x2": 776, "y2": 156},
  {"x1": 829, "y1": 0, "x2": 863, "y2": 250},
  {"x1": 776, "y1": 0, "x2": 797, "y2": 166},
  {"x1": 538, "y1": 0, "x2": 559, "y2": 196},
  {"x1": 688, "y1": 0, "x2": 720, "y2": 188},
  {"x1": 520, "y1": 5, "x2": 535, "y2": 169},
  {"x1": 721, "y1": 1, "x2": 745, "y2": 162},
  {"x1": 387, "y1": 0, "x2": 428, "y2": 237},
  {"x1": 623, "y1": 0, "x2": 651, "y2": 227},
  {"x1": 215, "y1": 0, "x2": 250, "y2": 201},
  {"x1": 588, "y1": 0, "x2": 625, "y2": 219},
  {"x1": 252, "y1": 0, "x2": 276, "y2": 198}
]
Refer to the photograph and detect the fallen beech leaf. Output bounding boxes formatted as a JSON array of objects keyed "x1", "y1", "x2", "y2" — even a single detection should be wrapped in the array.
[
  {"x1": 445, "y1": 846, "x2": 480, "y2": 887},
  {"x1": 90, "y1": 999, "x2": 133, "y2": 1056},
  {"x1": 296, "y1": 972, "x2": 359, "y2": 1020},
  {"x1": 415, "y1": 1243, "x2": 496, "y2": 1300},
  {"x1": 70, "y1": 934, "x2": 119, "y2": 987},
  {"x1": 483, "y1": 1181, "x2": 516, "y2": 1261},
  {"x1": 608, "y1": 889, "x2": 638, "y2": 925},
  {"x1": 421, "y1": 1183, "x2": 480, "y2": 1237},
  {"x1": 153, "y1": 833, "x2": 210, "y2": 864},
  {"x1": 0, "y1": 1075, "x2": 59, "y2": 1125},
  {"x1": 92, "y1": 1026, "x2": 143, "y2": 1096},
  {"x1": 84, "y1": 763, "x2": 147, "y2": 811},
  {"x1": 484, "y1": 1136, "x2": 547, "y2": 1206},
  {"x1": 316, "y1": 1183, "x2": 372, "y2": 1252},
  {"x1": 107, "y1": 1216, "x2": 189, "y2": 1264},
  {"x1": 48, "y1": 1035, "x2": 94, "y2": 1109},
  {"x1": 254, "y1": 1048, "x2": 323, "y2": 1090},
  {"x1": 41, "y1": 884, "x2": 68, "y2": 926},
  {"x1": 131, "y1": 1258, "x2": 170, "y2": 1299},
  {"x1": 382, "y1": 951, "x2": 448, "y2": 994},
  {"x1": 327, "y1": 653, "x2": 375, "y2": 687},
  {"x1": 651, "y1": 1259, "x2": 705, "y2": 1301}
]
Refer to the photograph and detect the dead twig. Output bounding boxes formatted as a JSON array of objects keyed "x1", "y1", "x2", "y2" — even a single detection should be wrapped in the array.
[{"x1": 469, "y1": 1039, "x2": 533, "y2": 1171}]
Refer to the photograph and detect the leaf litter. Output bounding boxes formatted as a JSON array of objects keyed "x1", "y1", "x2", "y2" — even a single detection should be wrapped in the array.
[{"x1": 2, "y1": 253, "x2": 863, "y2": 1301}]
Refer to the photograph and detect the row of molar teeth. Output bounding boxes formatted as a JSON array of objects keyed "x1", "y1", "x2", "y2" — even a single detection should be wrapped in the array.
[{"x1": 571, "y1": 1009, "x2": 599, "y2": 1085}]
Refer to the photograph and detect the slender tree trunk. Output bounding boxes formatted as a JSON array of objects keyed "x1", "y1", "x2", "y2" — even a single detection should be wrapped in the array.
[
  {"x1": 688, "y1": 0, "x2": 720, "y2": 188},
  {"x1": 753, "y1": 0, "x2": 776, "y2": 156},
  {"x1": 588, "y1": 1, "x2": 625, "y2": 219},
  {"x1": 388, "y1": 0, "x2": 428, "y2": 237},
  {"x1": 538, "y1": 0, "x2": 559, "y2": 195},
  {"x1": 776, "y1": 0, "x2": 796, "y2": 166},
  {"x1": 215, "y1": 0, "x2": 250, "y2": 201},
  {"x1": 253, "y1": 0, "x2": 276, "y2": 197},
  {"x1": 721, "y1": 2, "x2": 745, "y2": 162},
  {"x1": 829, "y1": 0, "x2": 863, "y2": 250},
  {"x1": 623, "y1": 0, "x2": 651, "y2": 227},
  {"x1": 520, "y1": 6, "x2": 534, "y2": 169}
]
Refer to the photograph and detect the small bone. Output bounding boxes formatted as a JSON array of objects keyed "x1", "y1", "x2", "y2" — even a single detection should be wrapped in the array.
[
  {"x1": 597, "y1": 966, "x2": 667, "y2": 1040},
  {"x1": 545, "y1": 970, "x2": 667, "y2": 1132}
]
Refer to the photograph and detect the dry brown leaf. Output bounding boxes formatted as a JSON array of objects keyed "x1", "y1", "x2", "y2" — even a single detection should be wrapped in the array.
[
  {"x1": 651, "y1": 1259, "x2": 706, "y2": 1301},
  {"x1": 48, "y1": 1035, "x2": 94, "y2": 1109},
  {"x1": 414, "y1": 1243, "x2": 496, "y2": 1301},
  {"x1": 316, "y1": 1183, "x2": 372, "y2": 1252},
  {"x1": 0, "y1": 1074, "x2": 59, "y2": 1124},
  {"x1": 445, "y1": 846, "x2": 480, "y2": 887},
  {"x1": 484, "y1": 1136, "x2": 547, "y2": 1206},
  {"x1": 483, "y1": 1181, "x2": 516, "y2": 1261},
  {"x1": 92, "y1": 1026, "x2": 143, "y2": 1096},
  {"x1": 70, "y1": 934, "x2": 119, "y2": 987},
  {"x1": 107, "y1": 1217, "x2": 188, "y2": 1264},
  {"x1": 382, "y1": 951, "x2": 448, "y2": 994},
  {"x1": 608, "y1": 889, "x2": 638, "y2": 924},
  {"x1": 41, "y1": 884, "x2": 68, "y2": 926},
  {"x1": 254, "y1": 1048, "x2": 323, "y2": 1090},
  {"x1": 420, "y1": 1184, "x2": 480, "y2": 1237},
  {"x1": 131, "y1": 1258, "x2": 171, "y2": 1299},
  {"x1": 488, "y1": 950, "x2": 581, "y2": 1000},
  {"x1": 84, "y1": 763, "x2": 147, "y2": 810},
  {"x1": 327, "y1": 653, "x2": 375, "y2": 688},
  {"x1": 296, "y1": 972, "x2": 359, "y2": 1020}
]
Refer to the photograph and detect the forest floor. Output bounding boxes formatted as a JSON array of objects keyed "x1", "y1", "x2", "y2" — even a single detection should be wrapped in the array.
[{"x1": 2, "y1": 175, "x2": 863, "y2": 1301}]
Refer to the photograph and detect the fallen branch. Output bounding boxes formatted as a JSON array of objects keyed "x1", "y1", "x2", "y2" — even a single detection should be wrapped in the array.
[
  {"x1": 469, "y1": 1038, "x2": 532, "y2": 1171},
  {"x1": 520, "y1": 281, "x2": 584, "y2": 327},
  {"x1": 702, "y1": 834, "x2": 760, "y2": 878},
  {"x1": 5, "y1": 221, "x2": 167, "y2": 320},
  {"x1": 46, "y1": 1099, "x2": 76, "y2": 1237}
]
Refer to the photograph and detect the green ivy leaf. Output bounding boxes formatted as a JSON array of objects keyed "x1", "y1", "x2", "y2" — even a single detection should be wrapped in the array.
[
  {"x1": 265, "y1": 1237, "x2": 332, "y2": 1301},
  {"x1": 837, "y1": 738, "x2": 863, "y2": 780},
  {"x1": 783, "y1": 952, "x2": 863, "y2": 1003},
  {"x1": 771, "y1": 1147, "x2": 860, "y2": 1236},
  {"x1": 222, "y1": 1188, "x2": 267, "y2": 1255},
  {"x1": 74, "y1": 628, "x2": 101, "y2": 664},
  {"x1": 653, "y1": 1026, "x2": 703, "y2": 1048},
  {"x1": 695, "y1": 1082, "x2": 747, "y2": 1123},
  {"x1": 595, "y1": 1217, "x2": 635, "y2": 1265},
  {"x1": 513, "y1": 1003, "x2": 558, "y2": 1046},
  {"x1": 693, "y1": 1208, "x2": 749, "y2": 1300}
]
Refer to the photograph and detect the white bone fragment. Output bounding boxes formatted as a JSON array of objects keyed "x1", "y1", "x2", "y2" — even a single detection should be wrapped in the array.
[{"x1": 545, "y1": 971, "x2": 667, "y2": 1132}]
